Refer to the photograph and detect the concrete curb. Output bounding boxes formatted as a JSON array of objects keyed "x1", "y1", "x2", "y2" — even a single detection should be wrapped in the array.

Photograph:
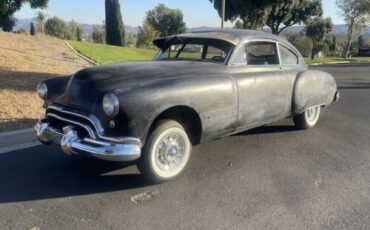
[
  {"x1": 64, "y1": 41, "x2": 98, "y2": 66},
  {"x1": 309, "y1": 61, "x2": 351, "y2": 66},
  {"x1": 308, "y1": 61, "x2": 370, "y2": 66},
  {"x1": 0, "y1": 128, "x2": 40, "y2": 154}
]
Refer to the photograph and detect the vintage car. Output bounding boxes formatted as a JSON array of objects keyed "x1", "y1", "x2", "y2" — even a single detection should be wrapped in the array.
[{"x1": 36, "y1": 29, "x2": 339, "y2": 182}]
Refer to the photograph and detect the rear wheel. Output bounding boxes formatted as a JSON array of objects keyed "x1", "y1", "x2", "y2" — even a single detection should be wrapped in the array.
[
  {"x1": 137, "y1": 120, "x2": 192, "y2": 183},
  {"x1": 293, "y1": 106, "x2": 321, "y2": 130}
]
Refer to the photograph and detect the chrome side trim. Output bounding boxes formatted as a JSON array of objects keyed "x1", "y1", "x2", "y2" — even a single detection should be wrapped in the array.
[{"x1": 47, "y1": 105, "x2": 142, "y2": 146}]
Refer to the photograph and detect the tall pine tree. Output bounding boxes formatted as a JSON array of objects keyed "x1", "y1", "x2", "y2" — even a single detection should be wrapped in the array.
[
  {"x1": 105, "y1": 0, "x2": 125, "y2": 46},
  {"x1": 30, "y1": 22, "x2": 36, "y2": 35}
]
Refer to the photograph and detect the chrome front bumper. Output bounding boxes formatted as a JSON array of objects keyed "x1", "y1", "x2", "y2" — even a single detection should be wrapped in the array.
[{"x1": 35, "y1": 121, "x2": 141, "y2": 162}]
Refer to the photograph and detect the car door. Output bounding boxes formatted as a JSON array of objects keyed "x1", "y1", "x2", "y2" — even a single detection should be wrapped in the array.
[
  {"x1": 229, "y1": 40, "x2": 295, "y2": 131},
  {"x1": 278, "y1": 43, "x2": 303, "y2": 85}
]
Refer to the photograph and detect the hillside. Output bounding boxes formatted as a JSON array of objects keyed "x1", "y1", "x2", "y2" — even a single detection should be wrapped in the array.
[{"x1": 0, "y1": 32, "x2": 90, "y2": 131}]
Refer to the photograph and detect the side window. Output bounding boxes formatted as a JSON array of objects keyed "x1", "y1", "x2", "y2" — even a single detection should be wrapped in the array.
[
  {"x1": 178, "y1": 44, "x2": 203, "y2": 59},
  {"x1": 162, "y1": 45, "x2": 182, "y2": 58},
  {"x1": 279, "y1": 45, "x2": 298, "y2": 65},
  {"x1": 245, "y1": 42, "x2": 279, "y2": 65},
  {"x1": 206, "y1": 46, "x2": 226, "y2": 60}
]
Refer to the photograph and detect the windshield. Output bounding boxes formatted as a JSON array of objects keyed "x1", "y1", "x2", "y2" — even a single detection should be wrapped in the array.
[{"x1": 154, "y1": 38, "x2": 234, "y2": 64}]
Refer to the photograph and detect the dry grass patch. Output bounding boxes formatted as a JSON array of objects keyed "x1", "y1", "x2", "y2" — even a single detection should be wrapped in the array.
[{"x1": 0, "y1": 32, "x2": 90, "y2": 132}]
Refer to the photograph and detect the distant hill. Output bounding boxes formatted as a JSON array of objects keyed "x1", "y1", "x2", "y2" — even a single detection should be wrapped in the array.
[
  {"x1": 12, "y1": 18, "x2": 370, "y2": 37},
  {"x1": 13, "y1": 18, "x2": 139, "y2": 36},
  {"x1": 272, "y1": 25, "x2": 370, "y2": 36},
  {"x1": 190, "y1": 25, "x2": 370, "y2": 36}
]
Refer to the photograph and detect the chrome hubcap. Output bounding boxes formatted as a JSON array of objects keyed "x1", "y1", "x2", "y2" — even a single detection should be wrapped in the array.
[
  {"x1": 155, "y1": 134, "x2": 186, "y2": 171},
  {"x1": 306, "y1": 107, "x2": 319, "y2": 122}
]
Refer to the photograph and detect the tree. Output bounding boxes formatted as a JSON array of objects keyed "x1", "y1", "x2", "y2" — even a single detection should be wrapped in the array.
[
  {"x1": 306, "y1": 17, "x2": 333, "y2": 60},
  {"x1": 293, "y1": 36, "x2": 313, "y2": 57},
  {"x1": 68, "y1": 19, "x2": 79, "y2": 40},
  {"x1": 136, "y1": 22, "x2": 161, "y2": 48},
  {"x1": 146, "y1": 4, "x2": 187, "y2": 36},
  {"x1": 45, "y1": 16, "x2": 71, "y2": 40},
  {"x1": 329, "y1": 36, "x2": 337, "y2": 53},
  {"x1": 125, "y1": 33, "x2": 137, "y2": 47},
  {"x1": 359, "y1": 35, "x2": 370, "y2": 47},
  {"x1": 209, "y1": 0, "x2": 273, "y2": 30},
  {"x1": 17, "y1": 28, "x2": 28, "y2": 35},
  {"x1": 105, "y1": 0, "x2": 125, "y2": 46},
  {"x1": 337, "y1": 0, "x2": 370, "y2": 58},
  {"x1": 266, "y1": 0, "x2": 323, "y2": 35},
  {"x1": 30, "y1": 22, "x2": 36, "y2": 35},
  {"x1": 233, "y1": 20, "x2": 244, "y2": 29},
  {"x1": 68, "y1": 19, "x2": 84, "y2": 41},
  {"x1": 76, "y1": 26, "x2": 83, "y2": 41},
  {"x1": 92, "y1": 24, "x2": 105, "y2": 43},
  {"x1": 0, "y1": 0, "x2": 48, "y2": 32},
  {"x1": 36, "y1": 11, "x2": 46, "y2": 33}
]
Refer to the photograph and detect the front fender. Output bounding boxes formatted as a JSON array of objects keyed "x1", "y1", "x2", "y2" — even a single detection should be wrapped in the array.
[
  {"x1": 116, "y1": 74, "x2": 237, "y2": 144},
  {"x1": 292, "y1": 70, "x2": 337, "y2": 114},
  {"x1": 42, "y1": 76, "x2": 71, "y2": 105}
]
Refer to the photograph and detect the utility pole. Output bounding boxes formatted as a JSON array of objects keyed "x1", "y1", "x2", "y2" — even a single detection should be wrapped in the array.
[{"x1": 221, "y1": 0, "x2": 225, "y2": 29}]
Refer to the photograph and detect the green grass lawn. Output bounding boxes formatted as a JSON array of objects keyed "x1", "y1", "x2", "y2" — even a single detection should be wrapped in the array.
[
  {"x1": 305, "y1": 57, "x2": 370, "y2": 64},
  {"x1": 68, "y1": 41, "x2": 157, "y2": 64}
]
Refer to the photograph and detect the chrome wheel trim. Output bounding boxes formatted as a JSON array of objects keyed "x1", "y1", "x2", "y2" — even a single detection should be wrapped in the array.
[
  {"x1": 151, "y1": 127, "x2": 191, "y2": 178},
  {"x1": 305, "y1": 106, "x2": 320, "y2": 124}
]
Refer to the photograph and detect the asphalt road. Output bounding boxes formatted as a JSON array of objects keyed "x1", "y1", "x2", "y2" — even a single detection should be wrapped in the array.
[{"x1": 1, "y1": 64, "x2": 369, "y2": 230}]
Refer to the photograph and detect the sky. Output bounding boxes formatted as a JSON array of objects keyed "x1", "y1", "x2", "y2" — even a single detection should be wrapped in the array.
[{"x1": 15, "y1": 0, "x2": 344, "y2": 27}]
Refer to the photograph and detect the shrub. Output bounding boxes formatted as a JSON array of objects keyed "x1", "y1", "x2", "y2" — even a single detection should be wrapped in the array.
[
  {"x1": 92, "y1": 25, "x2": 105, "y2": 44},
  {"x1": 45, "y1": 16, "x2": 72, "y2": 40},
  {"x1": 136, "y1": 22, "x2": 160, "y2": 48},
  {"x1": 292, "y1": 36, "x2": 313, "y2": 58},
  {"x1": 30, "y1": 22, "x2": 36, "y2": 36},
  {"x1": 17, "y1": 28, "x2": 28, "y2": 35}
]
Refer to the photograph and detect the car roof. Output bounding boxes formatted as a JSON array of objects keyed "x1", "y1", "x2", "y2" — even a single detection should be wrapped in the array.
[{"x1": 153, "y1": 29, "x2": 285, "y2": 47}]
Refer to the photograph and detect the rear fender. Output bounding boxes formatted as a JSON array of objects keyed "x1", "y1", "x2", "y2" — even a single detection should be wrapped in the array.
[{"x1": 292, "y1": 70, "x2": 337, "y2": 114}]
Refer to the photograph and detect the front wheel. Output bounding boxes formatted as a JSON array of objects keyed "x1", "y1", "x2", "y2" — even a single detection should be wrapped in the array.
[
  {"x1": 137, "y1": 120, "x2": 192, "y2": 183},
  {"x1": 293, "y1": 106, "x2": 321, "y2": 130}
]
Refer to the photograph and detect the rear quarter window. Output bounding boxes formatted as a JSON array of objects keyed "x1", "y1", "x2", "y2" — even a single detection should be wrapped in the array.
[
  {"x1": 245, "y1": 42, "x2": 279, "y2": 65},
  {"x1": 279, "y1": 45, "x2": 298, "y2": 65}
]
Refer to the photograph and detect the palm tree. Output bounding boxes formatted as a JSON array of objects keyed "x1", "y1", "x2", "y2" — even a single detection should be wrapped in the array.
[{"x1": 36, "y1": 11, "x2": 46, "y2": 33}]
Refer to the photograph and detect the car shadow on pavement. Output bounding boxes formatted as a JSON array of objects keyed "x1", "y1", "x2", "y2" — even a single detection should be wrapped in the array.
[
  {"x1": 236, "y1": 124, "x2": 298, "y2": 136},
  {"x1": 338, "y1": 85, "x2": 370, "y2": 90},
  {"x1": 0, "y1": 124, "x2": 297, "y2": 203},
  {"x1": 0, "y1": 146, "x2": 150, "y2": 203}
]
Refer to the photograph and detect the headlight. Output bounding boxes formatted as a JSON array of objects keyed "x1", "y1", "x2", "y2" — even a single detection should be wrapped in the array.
[
  {"x1": 37, "y1": 82, "x2": 48, "y2": 100},
  {"x1": 103, "y1": 93, "x2": 119, "y2": 117}
]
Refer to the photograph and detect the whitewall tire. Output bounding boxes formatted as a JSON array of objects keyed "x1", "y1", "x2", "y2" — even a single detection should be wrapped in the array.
[
  {"x1": 137, "y1": 120, "x2": 192, "y2": 183},
  {"x1": 293, "y1": 106, "x2": 321, "y2": 130}
]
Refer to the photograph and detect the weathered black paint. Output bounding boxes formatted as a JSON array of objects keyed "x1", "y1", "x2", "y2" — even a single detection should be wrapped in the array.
[{"x1": 40, "y1": 29, "x2": 338, "y2": 145}]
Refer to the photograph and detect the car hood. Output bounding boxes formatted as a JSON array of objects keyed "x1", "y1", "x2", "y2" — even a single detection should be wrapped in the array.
[{"x1": 56, "y1": 60, "x2": 227, "y2": 111}]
